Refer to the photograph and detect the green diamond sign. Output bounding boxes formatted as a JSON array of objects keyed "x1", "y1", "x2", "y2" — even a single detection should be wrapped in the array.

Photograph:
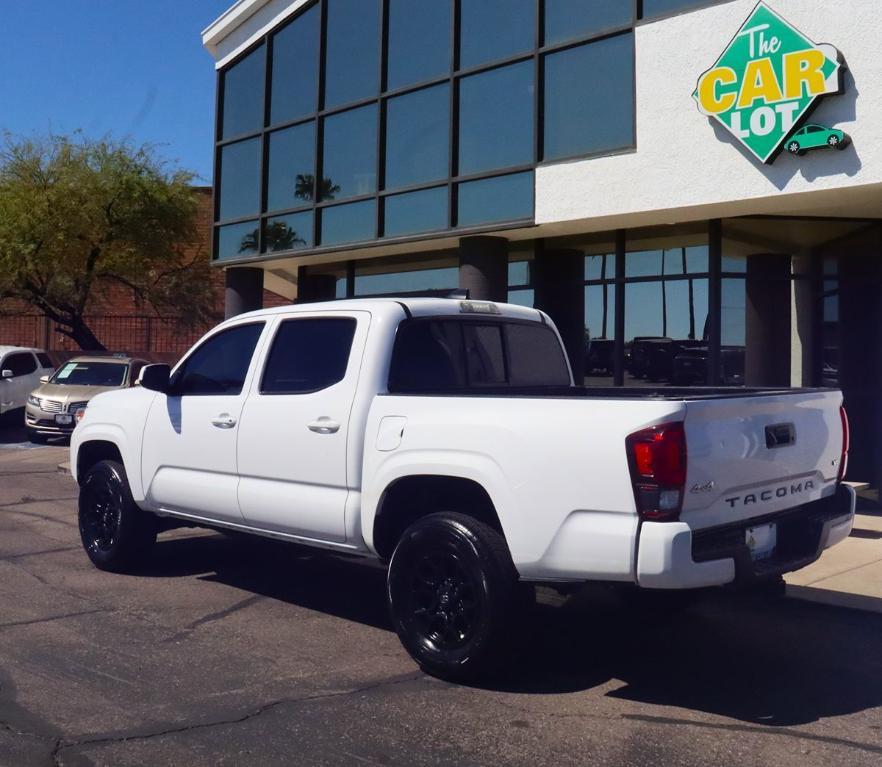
[{"x1": 693, "y1": 2, "x2": 845, "y2": 164}]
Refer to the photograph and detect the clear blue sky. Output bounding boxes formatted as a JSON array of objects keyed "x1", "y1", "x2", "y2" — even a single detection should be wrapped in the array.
[{"x1": 0, "y1": 0, "x2": 232, "y2": 183}]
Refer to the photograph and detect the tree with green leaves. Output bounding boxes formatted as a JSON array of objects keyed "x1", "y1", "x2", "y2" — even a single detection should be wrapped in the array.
[{"x1": 0, "y1": 133, "x2": 215, "y2": 350}]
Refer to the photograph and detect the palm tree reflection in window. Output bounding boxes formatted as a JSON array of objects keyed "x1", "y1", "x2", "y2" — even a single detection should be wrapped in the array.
[
  {"x1": 295, "y1": 174, "x2": 340, "y2": 202},
  {"x1": 238, "y1": 222, "x2": 307, "y2": 255}
]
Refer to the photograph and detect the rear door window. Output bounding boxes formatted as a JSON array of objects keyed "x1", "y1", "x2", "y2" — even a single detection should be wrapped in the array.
[
  {"x1": 261, "y1": 318, "x2": 357, "y2": 394},
  {"x1": 37, "y1": 353, "x2": 53, "y2": 369}
]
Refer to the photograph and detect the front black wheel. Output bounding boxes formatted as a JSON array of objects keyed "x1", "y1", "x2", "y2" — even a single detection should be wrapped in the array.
[
  {"x1": 387, "y1": 512, "x2": 522, "y2": 682},
  {"x1": 78, "y1": 460, "x2": 156, "y2": 572}
]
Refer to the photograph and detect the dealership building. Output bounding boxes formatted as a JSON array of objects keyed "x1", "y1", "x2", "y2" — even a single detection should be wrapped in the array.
[{"x1": 202, "y1": 0, "x2": 882, "y2": 485}]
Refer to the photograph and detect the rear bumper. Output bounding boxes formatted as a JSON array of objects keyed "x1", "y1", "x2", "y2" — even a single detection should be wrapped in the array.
[{"x1": 637, "y1": 484, "x2": 856, "y2": 589}]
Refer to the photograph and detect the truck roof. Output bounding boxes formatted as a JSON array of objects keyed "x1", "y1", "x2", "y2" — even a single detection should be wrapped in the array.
[{"x1": 228, "y1": 297, "x2": 546, "y2": 324}]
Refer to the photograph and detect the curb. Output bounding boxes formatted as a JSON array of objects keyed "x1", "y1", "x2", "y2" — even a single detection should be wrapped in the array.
[
  {"x1": 786, "y1": 584, "x2": 882, "y2": 615},
  {"x1": 57, "y1": 461, "x2": 70, "y2": 475}
]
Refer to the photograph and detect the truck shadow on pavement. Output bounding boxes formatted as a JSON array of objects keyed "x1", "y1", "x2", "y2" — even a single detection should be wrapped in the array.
[{"x1": 141, "y1": 532, "x2": 882, "y2": 728}]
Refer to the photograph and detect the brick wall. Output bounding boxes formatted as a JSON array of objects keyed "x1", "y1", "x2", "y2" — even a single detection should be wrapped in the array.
[{"x1": 0, "y1": 187, "x2": 289, "y2": 361}]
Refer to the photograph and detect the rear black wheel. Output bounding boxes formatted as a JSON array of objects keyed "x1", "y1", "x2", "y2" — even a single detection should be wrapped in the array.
[
  {"x1": 78, "y1": 460, "x2": 156, "y2": 572},
  {"x1": 387, "y1": 512, "x2": 522, "y2": 682}
]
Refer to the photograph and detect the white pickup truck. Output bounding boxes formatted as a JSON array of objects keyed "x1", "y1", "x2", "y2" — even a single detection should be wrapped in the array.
[{"x1": 71, "y1": 298, "x2": 854, "y2": 680}]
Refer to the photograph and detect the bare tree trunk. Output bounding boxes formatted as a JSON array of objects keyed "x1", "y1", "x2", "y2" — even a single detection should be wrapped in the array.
[{"x1": 57, "y1": 318, "x2": 106, "y2": 351}]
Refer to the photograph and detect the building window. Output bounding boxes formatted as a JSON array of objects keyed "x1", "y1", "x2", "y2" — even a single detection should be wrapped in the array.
[
  {"x1": 543, "y1": 34, "x2": 635, "y2": 162},
  {"x1": 213, "y1": 0, "x2": 640, "y2": 259},
  {"x1": 458, "y1": 61, "x2": 534, "y2": 176},
  {"x1": 387, "y1": 0, "x2": 451, "y2": 91},
  {"x1": 217, "y1": 139, "x2": 261, "y2": 221},
  {"x1": 266, "y1": 122, "x2": 316, "y2": 213},
  {"x1": 270, "y1": 4, "x2": 320, "y2": 125},
  {"x1": 384, "y1": 187, "x2": 448, "y2": 238},
  {"x1": 220, "y1": 44, "x2": 264, "y2": 140},
  {"x1": 459, "y1": 0, "x2": 534, "y2": 70},
  {"x1": 323, "y1": 0, "x2": 381, "y2": 109},
  {"x1": 544, "y1": 0, "x2": 633, "y2": 45},
  {"x1": 321, "y1": 104, "x2": 378, "y2": 201},
  {"x1": 640, "y1": 1, "x2": 733, "y2": 21},
  {"x1": 385, "y1": 84, "x2": 450, "y2": 190}
]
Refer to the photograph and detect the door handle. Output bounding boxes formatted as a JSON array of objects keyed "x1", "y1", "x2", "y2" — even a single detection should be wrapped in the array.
[
  {"x1": 308, "y1": 417, "x2": 340, "y2": 434},
  {"x1": 211, "y1": 413, "x2": 237, "y2": 429}
]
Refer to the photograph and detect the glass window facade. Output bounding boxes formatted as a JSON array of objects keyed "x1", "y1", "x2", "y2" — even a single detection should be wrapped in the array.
[{"x1": 213, "y1": 0, "x2": 641, "y2": 260}]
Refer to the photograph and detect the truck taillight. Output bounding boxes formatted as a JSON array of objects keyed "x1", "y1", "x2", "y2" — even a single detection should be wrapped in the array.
[
  {"x1": 626, "y1": 422, "x2": 687, "y2": 522},
  {"x1": 839, "y1": 404, "x2": 849, "y2": 482}
]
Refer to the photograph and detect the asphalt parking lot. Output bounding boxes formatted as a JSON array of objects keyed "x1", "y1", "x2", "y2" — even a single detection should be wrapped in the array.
[{"x1": 1, "y1": 424, "x2": 881, "y2": 766}]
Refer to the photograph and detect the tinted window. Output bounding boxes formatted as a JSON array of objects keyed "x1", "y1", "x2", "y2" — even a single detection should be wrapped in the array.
[
  {"x1": 321, "y1": 104, "x2": 378, "y2": 201},
  {"x1": 50, "y1": 361, "x2": 126, "y2": 386},
  {"x1": 389, "y1": 321, "x2": 466, "y2": 392},
  {"x1": 218, "y1": 138, "x2": 261, "y2": 221},
  {"x1": 384, "y1": 187, "x2": 448, "y2": 237},
  {"x1": 507, "y1": 324, "x2": 570, "y2": 385},
  {"x1": 544, "y1": 0, "x2": 633, "y2": 45},
  {"x1": 543, "y1": 34, "x2": 635, "y2": 162},
  {"x1": 261, "y1": 318, "x2": 357, "y2": 394},
  {"x1": 460, "y1": 0, "x2": 533, "y2": 69},
  {"x1": 267, "y1": 122, "x2": 316, "y2": 212},
  {"x1": 217, "y1": 221, "x2": 259, "y2": 260},
  {"x1": 321, "y1": 200, "x2": 376, "y2": 246},
  {"x1": 385, "y1": 84, "x2": 450, "y2": 190},
  {"x1": 642, "y1": 0, "x2": 725, "y2": 19},
  {"x1": 457, "y1": 172, "x2": 534, "y2": 227},
  {"x1": 463, "y1": 325, "x2": 506, "y2": 385},
  {"x1": 264, "y1": 211, "x2": 313, "y2": 253},
  {"x1": 173, "y1": 324, "x2": 264, "y2": 396},
  {"x1": 37, "y1": 353, "x2": 53, "y2": 369},
  {"x1": 324, "y1": 0, "x2": 380, "y2": 108},
  {"x1": 4, "y1": 352, "x2": 37, "y2": 377},
  {"x1": 388, "y1": 319, "x2": 570, "y2": 392},
  {"x1": 387, "y1": 0, "x2": 451, "y2": 90},
  {"x1": 270, "y1": 5, "x2": 319, "y2": 125},
  {"x1": 221, "y1": 45, "x2": 265, "y2": 140},
  {"x1": 459, "y1": 61, "x2": 534, "y2": 175}
]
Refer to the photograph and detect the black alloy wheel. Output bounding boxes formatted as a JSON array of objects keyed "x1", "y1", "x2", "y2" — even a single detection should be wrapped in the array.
[
  {"x1": 78, "y1": 460, "x2": 156, "y2": 572},
  {"x1": 387, "y1": 512, "x2": 524, "y2": 682}
]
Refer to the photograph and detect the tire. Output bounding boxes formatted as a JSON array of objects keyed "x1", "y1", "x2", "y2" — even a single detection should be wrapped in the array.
[
  {"x1": 787, "y1": 141, "x2": 801, "y2": 155},
  {"x1": 827, "y1": 135, "x2": 840, "y2": 147},
  {"x1": 387, "y1": 512, "x2": 522, "y2": 682},
  {"x1": 78, "y1": 460, "x2": 157, "y2": 573}
]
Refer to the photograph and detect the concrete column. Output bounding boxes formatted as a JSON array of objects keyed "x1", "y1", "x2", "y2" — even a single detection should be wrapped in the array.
[
  {"x1": 533, "y1": 248, "x2": 586, "y2": 379},
  {"x1": 225, "y1": 267, "x2": 264, "y2": 319},
  {"x1": 745, "y1": 254, "x2": 791, "y2": 386},
  {"x1": 838, "y1": 226, "x2": 882, "y2": 487},
  {"x1": 297, "y1": 268, "x2": 338, "y2": 303},
  {"x1": 790, "y1": 253, "x2": 815, "y2": 387},
  {"x1": 458, "y1": 236, "x2": 508, "y2": 302}
]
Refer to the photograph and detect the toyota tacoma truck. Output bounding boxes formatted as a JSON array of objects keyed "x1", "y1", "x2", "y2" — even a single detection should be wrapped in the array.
[{"x1": 70, "y1": 298, "x2": 855, "y2": 680}]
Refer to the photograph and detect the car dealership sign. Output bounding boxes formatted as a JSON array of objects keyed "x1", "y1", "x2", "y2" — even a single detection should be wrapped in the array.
[{"x1": 693, "y1": 2, "x2": 845, "y2": 164}]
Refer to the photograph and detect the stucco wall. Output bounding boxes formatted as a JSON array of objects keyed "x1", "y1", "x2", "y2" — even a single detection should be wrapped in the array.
[{"x1": 536, "y1": 0, "x2": 882, "y2": 228}]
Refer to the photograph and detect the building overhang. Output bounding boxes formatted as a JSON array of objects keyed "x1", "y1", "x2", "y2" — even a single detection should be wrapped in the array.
[{"x1": 202, "y1": 0, "x2": 310, "y2": 68}]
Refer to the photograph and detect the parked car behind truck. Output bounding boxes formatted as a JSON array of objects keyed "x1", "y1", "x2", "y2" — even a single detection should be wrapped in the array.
[
  {"x1": 0, "y1": 346, "x2": 54, "y2": 419},
  {"x1": 70, "y1": 298, "x2": 854, "y2": 680}
]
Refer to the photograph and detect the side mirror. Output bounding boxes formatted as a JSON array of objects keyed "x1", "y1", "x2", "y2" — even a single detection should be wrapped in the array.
[
  {"x1": 1, "y1": 369, "x2": 12, "y2": 379},
  {"x1": 139, "y1": 364, "x2": 172, "y2": 393},
  {"x1": 39, "y1": 375, "x2": 50, "y2": 384}
]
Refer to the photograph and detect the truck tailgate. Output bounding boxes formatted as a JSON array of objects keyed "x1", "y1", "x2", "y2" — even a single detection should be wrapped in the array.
[{"x1": 681, "y1": 390, "x2": 844, "y2": 530}]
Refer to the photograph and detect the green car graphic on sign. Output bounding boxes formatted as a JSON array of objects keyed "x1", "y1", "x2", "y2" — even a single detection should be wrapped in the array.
[{"x1": 785, "y1": 124, "x2": 849, "y2": 156}]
